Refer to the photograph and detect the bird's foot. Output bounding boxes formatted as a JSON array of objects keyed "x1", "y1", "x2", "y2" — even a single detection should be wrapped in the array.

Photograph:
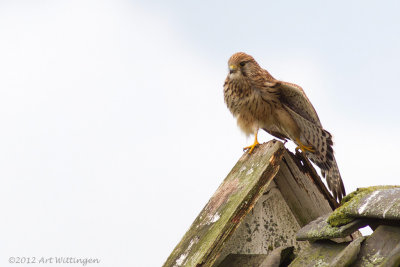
[
  {"x1": 243, "y1": 140, "x2": 260, "y2": 154},
  {"x1": 295, "y1": 139, "x2": 315, "y2": 153}
]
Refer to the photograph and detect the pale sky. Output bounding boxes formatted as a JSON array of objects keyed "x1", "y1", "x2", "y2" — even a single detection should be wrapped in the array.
[{"x1": 0, "y1": 1, "x2": 399, "y2": 267}]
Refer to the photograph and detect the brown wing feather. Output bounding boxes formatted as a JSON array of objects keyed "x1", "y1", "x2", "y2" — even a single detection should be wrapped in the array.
[{"x1": 276, "y1": 81, "x2": 322, "y2": 127}]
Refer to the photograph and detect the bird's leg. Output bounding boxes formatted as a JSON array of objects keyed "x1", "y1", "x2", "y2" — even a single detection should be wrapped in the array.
[
  {"x1": 243, "y1": 130, "x2": 260, "y2": 154},
  {"x1": 295, "y1": 138, "x2": 315, "y2": 153}
]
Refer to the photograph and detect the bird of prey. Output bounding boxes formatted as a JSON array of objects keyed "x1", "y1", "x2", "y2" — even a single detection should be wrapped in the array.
[{"x1": 223, "y1": 52, "x2": 345, "y2": 202}]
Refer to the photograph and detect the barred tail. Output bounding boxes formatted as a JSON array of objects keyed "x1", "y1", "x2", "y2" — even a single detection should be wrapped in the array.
[
  {"x1": 322, "y1": 156, "x2": 346, "y2": 202},
  {"x1": 285, "y1": 105, "x2": 346, "y2": 202}
]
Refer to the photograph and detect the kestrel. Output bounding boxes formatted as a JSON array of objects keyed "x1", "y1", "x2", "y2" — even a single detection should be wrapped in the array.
[{"x1": 224, "y1": 52, "x2": 345, "y2": 202}]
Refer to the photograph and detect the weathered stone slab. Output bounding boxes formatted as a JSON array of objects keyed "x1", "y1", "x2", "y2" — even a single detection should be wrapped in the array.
[
  {"x1": 290, "y1": 236, "x2": 365, "y2": 267},
  {"x1": 289, "y1": 240, "x2": 349, "y2": 267},
  {"x1": 163, "y1": 141, "x2": 285, "y2": 267},
  {"x1": 217, "y1": 247, "x2": 294, "y2": 267},
  {"x1": 328, "y1": 186, "x2": 400, "y2": 227},
  {"x1": 296, "y1": 213, "x2": 367, "y2": 241},
  {"x1": 379, "y1": 243, "x2": 400, "y2": 267},
  {"x1": 353, "y1": 225, "x2": 400, "y2": 267},
  {"x1": 330, "y1": 236, "x2": 365, "y2": 267}
]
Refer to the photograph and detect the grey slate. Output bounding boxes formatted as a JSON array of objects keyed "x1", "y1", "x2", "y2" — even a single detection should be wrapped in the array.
[
  {"x1": 327, "y1": 186, "x2": 400, "y2": 227},
  {"x1": 353, "y1": 225, "x2": 400, "y2": 267},
  {"x1": 379, "y1": 243, "x2": 400, "y2": 267},
  {"x1": 217, "y1": 247, "x2": 294, "y2": 267},
  {"x1": 296, "y1": 213, "x2": 366, "y2": 241},
  {"x1": 347, "y1": 187, "x2": 400, "y2": 220},
  {"x1": 330, "y1": 236, "x2": 365, "y2": 267},
  {"x1": 289, "y1": 240, "x2": 348, "y2": 267}
]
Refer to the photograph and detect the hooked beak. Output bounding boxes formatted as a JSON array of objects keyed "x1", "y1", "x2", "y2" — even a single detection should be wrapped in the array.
[{"x1": 229, "y1": 64, "x2": 237, "y2": 74}]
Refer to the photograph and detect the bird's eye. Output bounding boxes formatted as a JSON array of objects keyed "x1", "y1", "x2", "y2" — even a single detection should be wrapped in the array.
[{"x1": 239, "y1": 61, "x2": 246, "y2": 67}]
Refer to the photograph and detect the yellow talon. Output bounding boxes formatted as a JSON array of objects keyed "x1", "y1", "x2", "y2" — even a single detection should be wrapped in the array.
[
  {"x1": 295, "y1": 138, "x2": 315, "y2": 153},
  {"x1": 244, "y1": 131, "x2": 260, "y2": 154}
]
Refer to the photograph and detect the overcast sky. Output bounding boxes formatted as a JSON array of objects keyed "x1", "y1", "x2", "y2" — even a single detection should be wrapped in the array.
[{"x1": 1, "y1": 1, "x2": 399, "y2": 266}]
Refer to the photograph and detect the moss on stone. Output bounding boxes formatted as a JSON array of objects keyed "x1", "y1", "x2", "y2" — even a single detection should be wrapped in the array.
[
  {"x1": 359, "y1": 253, "x2": 385, "y2": 267},
  {"x1": 303, "y1": 224, "x2": 341, "y2": 240},
  {"x1": 289, "y1": 241, "x2": 347, "y2": 267},
  {"x1": 327, "y1": 186, "x2": 400, "y2": 227}
]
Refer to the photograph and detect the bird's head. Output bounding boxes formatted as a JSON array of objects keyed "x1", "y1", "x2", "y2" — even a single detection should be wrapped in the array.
[{"x1": 227, "y1": 52, "x2": 260, "y2": 80}]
